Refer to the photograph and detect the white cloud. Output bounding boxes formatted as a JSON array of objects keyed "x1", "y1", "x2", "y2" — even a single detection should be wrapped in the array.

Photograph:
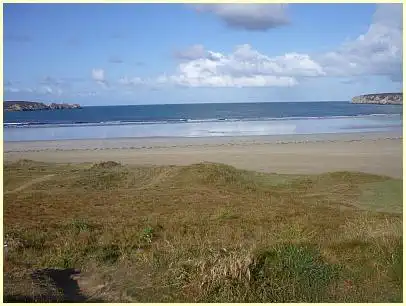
[
  {"x1": 373, "y1": 3, "x2": 402, "y2": 29},
  {"x1": 5, "y1": 85, "x2": 64, "y2": 95},
  {"x1": 162, "y1": 44, "x2": 323, "y2": 87},
  {"x1": 92, "y1": 68, "x2": 108, "y2": 86},
  {"x1": 4, "y1": 87, "x2": 21, "y2": 93},
  {"x1": 195, "y1": 4, "x2": 289, "y2": 31},
  {"x1": 118, "y1": 76, "x2": 144, "y2": 86},
  {"x1": 92, "y1": 68, "x2": 105, "y2": 81},
  {"x1": 319, "y1": 4, "x2": 402, "y2": 82},
  {"x1": 156, "y1": 74, "x2": 169, "y2": 84},
  {"x1": 169, "y1": 73, "x2": 297, "y2": 88}
]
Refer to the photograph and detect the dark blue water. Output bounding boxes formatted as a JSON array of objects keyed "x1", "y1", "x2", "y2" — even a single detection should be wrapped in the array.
[
  {"x1": 4, "y1": 102, "x2": 403, "y2": 141},
  {"x1": 4, "y1": 102, "x2": 403, "y2": 127}
]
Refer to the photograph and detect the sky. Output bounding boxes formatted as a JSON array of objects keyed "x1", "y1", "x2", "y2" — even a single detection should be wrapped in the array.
[{"x1": 4, "y1": 3, "x2": 403, "y2": 106}]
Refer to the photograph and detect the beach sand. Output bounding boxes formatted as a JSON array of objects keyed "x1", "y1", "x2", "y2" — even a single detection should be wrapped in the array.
[{"x1": 4, "y1": 132, "x2": 403, "y2": 178}]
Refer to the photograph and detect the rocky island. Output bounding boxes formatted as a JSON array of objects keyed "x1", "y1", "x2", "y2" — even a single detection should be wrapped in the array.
[
  {"x1": 351, "y1": 93, "x2": 402, "y2": 105},
  {"x1": 4, "y1": 101, "x2": 82, "y2": 112}
]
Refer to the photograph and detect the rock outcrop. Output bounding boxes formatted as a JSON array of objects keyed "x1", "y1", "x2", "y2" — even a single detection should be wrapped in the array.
[
  {"x1": 351, "y1": 93, "x2": 402, "y2": 105},
  {"x1": 4, "y1": 101, "x2": 81, "y2": 112}
]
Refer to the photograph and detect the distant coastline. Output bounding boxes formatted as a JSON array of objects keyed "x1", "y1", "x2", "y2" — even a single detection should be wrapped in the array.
[
  {"x1": 4, "y1": 101, "x2": 81, "y2": 112},
  {"x1": 351, "y1": 93, "x2": 402, "y2": 105}
]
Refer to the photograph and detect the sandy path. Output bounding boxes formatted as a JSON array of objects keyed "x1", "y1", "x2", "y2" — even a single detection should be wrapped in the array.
[
  {"x1": 4, "y1": 134, "x2": 403, "y2": 178},
  {"x1": 5, "y1": 174, "x2": 56, "y2": 195}
]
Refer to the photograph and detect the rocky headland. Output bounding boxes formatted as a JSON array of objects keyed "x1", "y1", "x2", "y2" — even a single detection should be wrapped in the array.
[
  {"x1": 4, "y1": 101, "x2": 82, "y2": 112},
  {"x1": 351, "y1": 93, "x2": 402, "y2": 105}
]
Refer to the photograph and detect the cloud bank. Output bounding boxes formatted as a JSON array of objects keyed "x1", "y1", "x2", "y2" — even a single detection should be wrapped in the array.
[
  {"x1": 161, "y1": 4, "x2": 402, "y2": 88},
  {"x1": 319, "y1": 4, "x2": 402, "y2": 82},
  {"x1": 195, "y1": 4, "x2": 289, "y2": 31},
  {"x1": 6, "y1": 4, "x2": 402, "y2": 97}
]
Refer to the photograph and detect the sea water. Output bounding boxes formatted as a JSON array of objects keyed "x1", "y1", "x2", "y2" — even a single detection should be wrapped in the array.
[{"x1": 4, "y1": 101, "x2": 403, "y2": 141}]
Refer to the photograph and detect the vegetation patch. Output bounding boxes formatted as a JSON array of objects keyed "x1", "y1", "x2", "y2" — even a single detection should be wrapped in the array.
[
  {"x1": 3, "y1": 161, "x2": 402, "y2": 302},
  {"x1": 248, "y1": 244, "x2": 340, "y2": 302},
  {"x1": 357, "y1": 179, "x2": 403, "y2": 213},
  {"x1": 91, "y1": 161, "x2": 122, "y2": 169}
]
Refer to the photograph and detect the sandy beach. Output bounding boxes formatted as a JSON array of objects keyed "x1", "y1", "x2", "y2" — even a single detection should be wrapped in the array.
[{"x1": 4, "y1": 132, "x2": 402, "y2": 178}]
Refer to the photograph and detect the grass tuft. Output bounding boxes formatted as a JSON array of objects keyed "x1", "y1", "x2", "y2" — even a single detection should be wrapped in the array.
[
  {"x1": 91, "y1": 161, "x2": 122, "y2": 169},
  {"x1": 249, "y1": 244, "x2": 340, "y2": 302}
]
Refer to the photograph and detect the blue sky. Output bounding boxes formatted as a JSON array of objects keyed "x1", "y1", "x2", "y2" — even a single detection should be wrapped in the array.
[{"x1": 4, "y1": 3, "x2": 403, "y2": 106}]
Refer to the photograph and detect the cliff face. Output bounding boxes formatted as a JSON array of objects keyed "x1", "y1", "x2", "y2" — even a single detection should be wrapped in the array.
[
  {"x1": 351, "y1": 93, "x2": 403, "y2": 105},
  {"x1": 4, "y1": 101, "x2": 81, "y2": 112}
]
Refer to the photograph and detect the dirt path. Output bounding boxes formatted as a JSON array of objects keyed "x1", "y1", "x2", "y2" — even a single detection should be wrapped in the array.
[{"x1": 5, "y1": 174, "x2": 56, "y2": 195}]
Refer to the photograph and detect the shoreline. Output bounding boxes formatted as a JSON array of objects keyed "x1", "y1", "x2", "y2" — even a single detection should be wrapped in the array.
[
  {"x1": 4, "y1": 131, "x2": 402, "y2": 152},
  {"x1": 4, "y1": 131, "x2": 403, "y2": 179},
  {"x1": 4, "y1": 112, "x2": 402, "y2": 142}
]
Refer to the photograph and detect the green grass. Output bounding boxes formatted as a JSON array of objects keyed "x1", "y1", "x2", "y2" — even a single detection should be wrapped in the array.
[
  {"x1": 248, "y1": 244, "x2": 340, "y2": 302},
  {"x1": 3, "y1": 160, "x2": 403, "y2": 302},
  {"x1": 358, "y1": 180, "x2": 403, "y2": 213}
]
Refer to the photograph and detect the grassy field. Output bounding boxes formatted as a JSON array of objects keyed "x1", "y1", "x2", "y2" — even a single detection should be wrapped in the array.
[{"x1": 3, "y1": 159, "x2": 403, "y2": 302}]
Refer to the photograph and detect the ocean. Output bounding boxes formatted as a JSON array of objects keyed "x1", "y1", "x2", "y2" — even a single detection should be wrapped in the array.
[{"x1": 4, "y1": 101, "x2": 403, "y2": 142}]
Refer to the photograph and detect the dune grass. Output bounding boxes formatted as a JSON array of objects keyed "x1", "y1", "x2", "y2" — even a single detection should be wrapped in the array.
[{"x1": 3, "y1": 160, "x2": 403, "y2": 302}]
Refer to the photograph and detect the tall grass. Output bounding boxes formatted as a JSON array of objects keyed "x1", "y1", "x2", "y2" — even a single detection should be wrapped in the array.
[{"x1": 3, "y1": 160, "x2": 402, "y2": 302}]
